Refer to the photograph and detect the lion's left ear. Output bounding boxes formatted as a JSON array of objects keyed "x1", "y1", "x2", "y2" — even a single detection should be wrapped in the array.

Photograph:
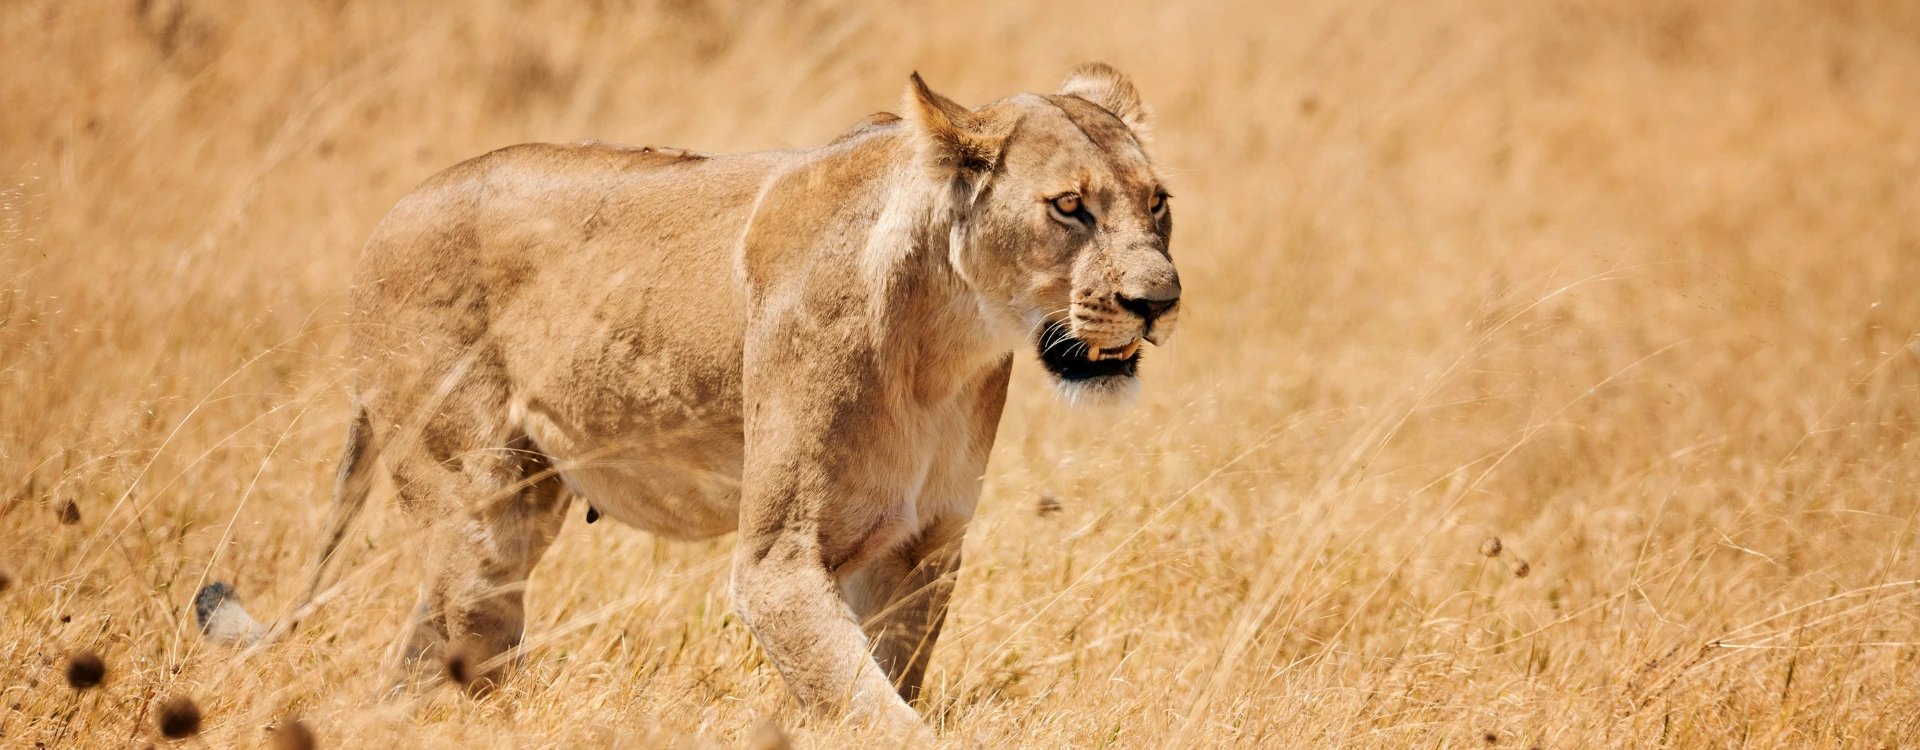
[{"x1": 1058, "y1": 62, "x2": 1150, "y2": 134}]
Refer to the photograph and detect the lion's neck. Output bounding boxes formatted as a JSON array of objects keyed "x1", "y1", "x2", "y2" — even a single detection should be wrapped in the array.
[{"x1": 856, "y1": 174, "x2": 1011, "y2": 397}]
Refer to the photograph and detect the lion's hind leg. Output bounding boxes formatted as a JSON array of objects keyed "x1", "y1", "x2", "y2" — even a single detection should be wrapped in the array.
[{"x1": 386, "y1": 428, "x2": 571, "y2": 693}]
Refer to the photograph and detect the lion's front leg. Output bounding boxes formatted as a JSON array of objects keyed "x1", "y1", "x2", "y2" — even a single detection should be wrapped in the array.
[
  {"x1": 731, "y1": 515, "x2": 923, "y2": 736},
  {"x1": 730, "y1": 371, "x2": 928, "y2": 735},
  {"x1": 729, "y1": 533, "x2": 917, "y2": 732},
  {"x1": 841, "y1": 516, "x2": 968, "y2": 705}
]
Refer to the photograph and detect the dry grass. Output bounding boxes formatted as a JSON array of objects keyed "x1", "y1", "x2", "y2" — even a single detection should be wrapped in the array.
[{"x1": 4, "y1": 0, "x2": 1919, "y2": 746}]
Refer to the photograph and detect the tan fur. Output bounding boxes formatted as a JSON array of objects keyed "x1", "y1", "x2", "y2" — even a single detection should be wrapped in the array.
[{"x1": 279, "y1": 65, "x2": 1179, "y2": 734}]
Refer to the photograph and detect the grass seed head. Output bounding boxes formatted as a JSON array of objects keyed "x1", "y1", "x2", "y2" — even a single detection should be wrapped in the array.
[
  {"x1": 1480, "y1": 537, "x2": 1503, "y2": 558},
  {"x1": 156, "y1": 695, "x2": 203, "y2": 739},
  {"x1": 65, "y1": 651, "x2": 106, "y2": 690}
]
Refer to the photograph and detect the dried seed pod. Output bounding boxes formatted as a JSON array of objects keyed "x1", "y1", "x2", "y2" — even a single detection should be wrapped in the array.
[
  {"x1": 156, "y1": 695, "x2": 202, "y2": 739},
  {"x1": 1480, "y1": 537, "x2": 1503, "y2": 558},
  {"x1": 1511, "y1": 559, "x2": 1532, "y2": 579},
  {"x1": 65, "y1": 651, "x2": 106, "y2": 690}
]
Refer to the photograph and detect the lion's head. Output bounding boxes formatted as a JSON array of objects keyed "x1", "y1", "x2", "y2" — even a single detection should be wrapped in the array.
[{"x1": 907, "y1": 64, "x2": 1182, "y2": 404}]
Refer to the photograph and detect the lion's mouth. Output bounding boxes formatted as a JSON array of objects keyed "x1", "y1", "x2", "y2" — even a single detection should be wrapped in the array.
[{"x1": 1035, "y1": 320, "x2": 1142, "y2": 381}]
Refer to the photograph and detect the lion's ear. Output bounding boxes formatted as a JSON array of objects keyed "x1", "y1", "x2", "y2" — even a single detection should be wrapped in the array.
[
  {"x1": 904, "y1": 72, "x2": 1001, "y2": 177},
  {"x1": 1058, "y1": 62, "x2": 1149, "y2": 134}
]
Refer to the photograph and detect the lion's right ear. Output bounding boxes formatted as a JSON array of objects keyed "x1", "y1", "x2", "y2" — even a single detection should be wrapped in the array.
[
  {"x1": 1058, "y1": 62, "x2": 1149, "y2": 134},
  {"x1": 904, "y1": 72, "x2": 1001, "y2": 177}
]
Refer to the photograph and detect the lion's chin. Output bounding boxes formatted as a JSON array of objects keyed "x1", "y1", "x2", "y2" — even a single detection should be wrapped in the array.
[{"x1": 1049, "y1": 372, "x2": 1141, "y2": 408}]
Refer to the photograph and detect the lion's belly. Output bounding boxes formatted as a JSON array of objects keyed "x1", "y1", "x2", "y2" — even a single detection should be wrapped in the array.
[
  {"x1": 521, "y1": 404, "x2": 746, "y2": 539},
  {"x1": 511, "y1": 328, "x2": 749, "y2": 540},
  {"x1": 554, "y1": 450, "x2": 743, "y2": 539}
]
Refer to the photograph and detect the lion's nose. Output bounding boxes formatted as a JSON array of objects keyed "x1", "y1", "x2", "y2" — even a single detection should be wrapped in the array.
[{"x1": 1115, "y1": 281, "x2": 1180, "y2": 323}]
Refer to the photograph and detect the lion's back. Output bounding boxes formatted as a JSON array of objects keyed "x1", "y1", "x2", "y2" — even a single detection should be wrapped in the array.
[{"x1": 349, "y1": 139, "x2": 783, "y2": 356}]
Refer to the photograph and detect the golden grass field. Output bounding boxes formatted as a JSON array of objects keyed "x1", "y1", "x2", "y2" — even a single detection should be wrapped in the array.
[{"x1": 4, "y1": 0, "x2": 1919, "y2": 746}]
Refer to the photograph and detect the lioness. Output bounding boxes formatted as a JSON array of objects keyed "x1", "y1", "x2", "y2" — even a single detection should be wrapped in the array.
[{"x1": 196, "y1": 64, "x2": 1181, "y2": 734}]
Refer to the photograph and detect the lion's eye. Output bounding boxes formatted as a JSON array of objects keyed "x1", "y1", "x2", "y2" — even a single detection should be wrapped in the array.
[
  {"x1": 1150, "y1": 192, "x2": 1169, "y2": 215},
  {"x1": 1051, "y1": 194, "x2": 1082, "y2": 216}
]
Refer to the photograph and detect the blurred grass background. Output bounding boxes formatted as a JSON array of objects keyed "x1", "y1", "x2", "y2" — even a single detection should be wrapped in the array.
[{"x1": 3, "y1": 0, "x2": 1918, "y2": 746}]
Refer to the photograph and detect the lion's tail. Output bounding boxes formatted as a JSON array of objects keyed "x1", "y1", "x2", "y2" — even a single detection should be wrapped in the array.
[{"x1": 195, "y1": 404, "x2": 378, "y2": 645}]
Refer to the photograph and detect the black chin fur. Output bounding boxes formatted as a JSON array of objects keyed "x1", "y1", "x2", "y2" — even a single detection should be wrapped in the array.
[{"x1": 1035, "y1": 320, "x2": 1141, "y2": 381}]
